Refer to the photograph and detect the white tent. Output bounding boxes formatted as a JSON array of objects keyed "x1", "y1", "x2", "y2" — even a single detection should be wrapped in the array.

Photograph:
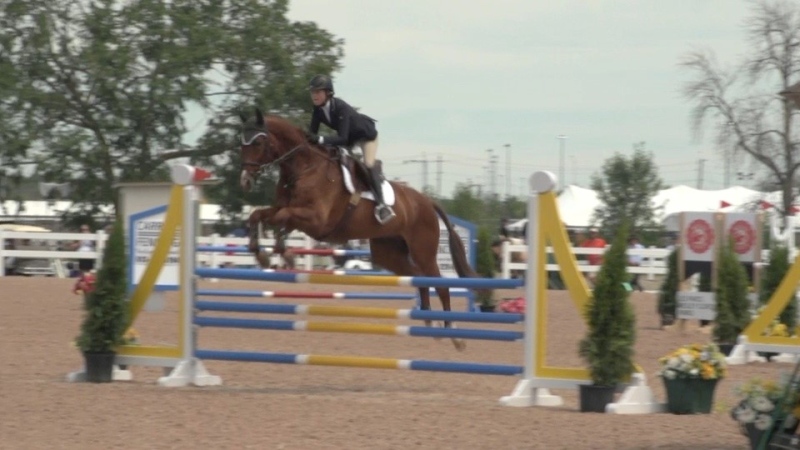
[{"x1": 510, "y1": 184, "x2": 786, "y2": 231}]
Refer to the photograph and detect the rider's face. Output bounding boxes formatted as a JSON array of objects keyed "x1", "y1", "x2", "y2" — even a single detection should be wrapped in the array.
[{"x1": 310, "y1": 89, "x2": 328, "y2": 106}]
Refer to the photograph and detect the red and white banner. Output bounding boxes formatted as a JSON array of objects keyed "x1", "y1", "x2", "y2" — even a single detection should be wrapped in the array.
[
  {"x1": 680, "y1": 212, "x2": 717, "y2": 262},
  {"x1": 723, "y1": 212, "x2": 760, "y2": 263}
]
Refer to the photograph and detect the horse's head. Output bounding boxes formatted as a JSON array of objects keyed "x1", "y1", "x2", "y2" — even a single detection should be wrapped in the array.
[{"x1": 238, "y1": 107, "x2": 271, "y2": 192}]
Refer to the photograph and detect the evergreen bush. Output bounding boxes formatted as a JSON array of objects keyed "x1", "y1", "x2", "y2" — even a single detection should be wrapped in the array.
[
  {"x1": 760, "y1": 243, "x2": 797, "y2": 330},
  {"x1": 579, "y1": 224, "x2": 637, "y2": 386},
  {"x1": 657, "y1": 249, "x2": 679, "y2": 326},
  {"x1": 713, "y1": 238, "x2": 751, "y2": 345},
  {"x1": 475, "y1": 225, "x2": 496, "y2": 308},
  {"x1": 76, "y1": 221, "x2": 129, "y2": 352}
]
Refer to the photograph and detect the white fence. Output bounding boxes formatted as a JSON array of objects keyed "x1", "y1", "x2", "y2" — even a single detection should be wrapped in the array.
[
  {"x1": 0, "y1": 230, "x2": 331, "y2": 277},
  {"x1": 500, "y1": 241, "x2": 777, "y2": 281},
  {"x1": 0, "y1": 229, "x2": 774, "y2": 281},
  {"x1": 500, "y1": 241, "x2": 672, "y2": 279}
]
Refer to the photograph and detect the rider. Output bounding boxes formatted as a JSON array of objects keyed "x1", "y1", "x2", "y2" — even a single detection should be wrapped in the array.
[{"x1": 305, "y1": 74, "x2": 396, "y2": 225}]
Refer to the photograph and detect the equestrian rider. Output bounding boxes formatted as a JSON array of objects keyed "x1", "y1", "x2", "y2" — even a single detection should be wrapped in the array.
[{"x1": 305, "y1": 74, "x2": 396, "y2": 225}]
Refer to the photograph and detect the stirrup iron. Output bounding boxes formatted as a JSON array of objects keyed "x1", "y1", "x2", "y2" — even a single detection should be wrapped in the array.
[{"x1": 374, "y1": 205, "x2": 396, "y2": 225}]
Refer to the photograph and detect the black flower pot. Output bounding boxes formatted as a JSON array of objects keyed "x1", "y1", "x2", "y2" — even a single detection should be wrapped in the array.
[
  {"x1": 757, "y1": 351, "x2": 779, "y2": 362},
  {"x1": 479, "y1": 305, "x2": 496, "y2": 312},
  {"x1": 579, "y1": 384, "x2": 615, "y2": 413},
  {"x1": 663, "y1": 378, "x2": 718, "y2": 414},
  {"x1": 717, "y1": 343, "x2": 734, "y2": 356},
  {"x1": 83, "y1": 351, "x2": 116, "y2": 383}
]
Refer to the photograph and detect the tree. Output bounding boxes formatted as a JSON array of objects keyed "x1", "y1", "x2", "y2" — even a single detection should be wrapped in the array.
[
  {"x1": 681, "y1": 0, "x2": 800, "y2": 225},
  {"x1": 475, "y1": 226, "x2": 496, "y2": 309},
  {"x1": 713, "y1": 239, "x2": 752, "y2": 344},
  {"x1": 760, "y1": 243, "x2": 797, "y2": 329},
  {"x1": 578, "y1": 222, "x2": 636, "y2": 386},
  {"x1": 590, "y1": 144, "x2": 665, "y2": 239},
  {"x1": 658, "y1": 248, "x2": 679, "y2": 327},
  {"x1": 441, "y1": 183, "x2": 487, "y2": 225},
  {"x1": 0, "y1": 0, "x2": 343, "y2": 219}
]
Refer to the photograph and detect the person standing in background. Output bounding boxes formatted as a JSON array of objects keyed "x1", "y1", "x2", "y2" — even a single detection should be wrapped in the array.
[{"x1": 69, "y1": 224, "x2": 96, "y2": 274}]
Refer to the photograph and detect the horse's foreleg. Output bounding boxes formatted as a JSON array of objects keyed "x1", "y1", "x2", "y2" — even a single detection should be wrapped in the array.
[{"x1": 247, "y1": 207, "x2": 277, "y2": 268}]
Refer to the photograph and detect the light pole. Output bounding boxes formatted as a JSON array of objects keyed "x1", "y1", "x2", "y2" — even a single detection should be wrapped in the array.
[
  {"x1": 503, "y1": 143, "x2": 511, "y2": 200},
  {"x1": 557, "y1": 135, "x2": 567, "y2": 190}
]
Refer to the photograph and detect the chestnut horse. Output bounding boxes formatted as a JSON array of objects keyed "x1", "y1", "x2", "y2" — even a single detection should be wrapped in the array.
[{"x1": 238, "y1": 108, "x2": 478, "y2": 350}]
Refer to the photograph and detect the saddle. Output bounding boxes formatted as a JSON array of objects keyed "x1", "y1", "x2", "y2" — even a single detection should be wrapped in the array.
[{"x1": 328, "y1": 146, "x2": 384, "y2": 193}]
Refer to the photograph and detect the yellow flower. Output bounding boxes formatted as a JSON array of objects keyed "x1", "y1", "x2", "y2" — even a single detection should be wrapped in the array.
[
  {"x1": 700, "y1": 363, "x2": 716, "y2": 379},
  {"x1": 123, "y1": 328, "x2": 140, "y2": 344}
]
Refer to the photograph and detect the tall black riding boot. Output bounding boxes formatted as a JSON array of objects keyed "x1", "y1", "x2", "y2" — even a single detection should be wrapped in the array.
[{"x1": 368, "y1": 167, "x2": 395, "y2": 224}]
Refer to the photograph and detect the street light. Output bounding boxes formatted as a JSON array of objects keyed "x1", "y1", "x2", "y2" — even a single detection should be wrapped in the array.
[
  {"x1": 503, "y1": 143, "x2": 511, "y2": 200},
  {"x1": 557, "y1": 135, "x2": 568, "y2": 190}
]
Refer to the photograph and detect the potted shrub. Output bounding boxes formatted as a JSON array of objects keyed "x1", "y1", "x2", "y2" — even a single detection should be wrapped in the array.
[
  {"x1": 731, "y1": 376, "x2": 800, "y2": 449},
  {"x1": 657, "y1": 248, "x2": 678, "y2": 327},
  {"x1": 714, "y1": 238, "x2": 751, "y2": 355},
  {"x1": 75, "y1": 221, "x2": 128, "y2": 382},
  {"x1": 578, "y1": 224, "x2": 636, "y2": 412},
  {"x1": 476, "y1": 226, "x2": 497, "y2": 312},
  {"x1": 658, "y1": 343, "x2": 727, "y2": 414}
]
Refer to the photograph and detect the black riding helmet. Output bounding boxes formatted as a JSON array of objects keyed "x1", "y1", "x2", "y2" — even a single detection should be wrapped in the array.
[{"x1": 308, "y1": 74, "x2": 334, "y2": 94}]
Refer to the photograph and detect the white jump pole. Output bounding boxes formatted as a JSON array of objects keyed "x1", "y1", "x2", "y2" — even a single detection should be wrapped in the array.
[{"x1": 157, "y1": 164, "x2": 222, "y2": 387}]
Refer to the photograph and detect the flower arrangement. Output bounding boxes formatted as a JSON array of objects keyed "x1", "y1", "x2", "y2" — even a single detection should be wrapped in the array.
[
  {"x1": 753, "y1": 306, "x2": 794, "y2": 338},
  {"x1": 72, "y1": 271, "x2": 97, "y2": 295},
  {"x1": 731, "y1": 376, "x2": 800, "y2": 434},
  {"x1": 498, "y1": 297, "x2": 525, "y2": 314},
  {"x1": 657, "y1": 343, "x2": 727, "y2": 380},
  {"x1": 122, "y1": 328, "x2": 140, "y2": 345}
]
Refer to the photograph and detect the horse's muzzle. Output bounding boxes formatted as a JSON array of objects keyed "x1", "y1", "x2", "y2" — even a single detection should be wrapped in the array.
[{"x1": 240, "y1": 170, "x2": 255, "y2": 192}]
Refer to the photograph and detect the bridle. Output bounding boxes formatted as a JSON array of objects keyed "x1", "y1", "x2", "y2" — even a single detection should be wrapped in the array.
[{"x1": 240, "y1": 132, "x2": 338, "y2": 182}]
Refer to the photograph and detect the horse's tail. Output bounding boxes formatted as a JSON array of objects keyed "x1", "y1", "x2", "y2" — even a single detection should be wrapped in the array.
[{"x1": 432, "y1": 203, "x2": 479, "y2": 278}]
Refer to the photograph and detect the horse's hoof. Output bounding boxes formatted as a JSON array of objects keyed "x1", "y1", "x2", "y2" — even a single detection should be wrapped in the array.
[
  {"x1": 452, "y1": 339, "x2": 467, "y2": 352},
  {"x1": 256, "y1": 250, "x2": 271, "y2": 268}
]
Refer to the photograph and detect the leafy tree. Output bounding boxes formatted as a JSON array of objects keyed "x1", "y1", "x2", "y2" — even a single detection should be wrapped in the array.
[
  {"x1": 0, "y1": 0, "x2": 342, "y2": 219},
  {"x1": 442, "y1": 183, "x2": 487, "y2": 225},
  {"x1": 590, "y1": 144, "x2": 665, "y2": 239},
  {"x1": 681, "y1": 0, "x2": 800, "y2": 226},
  {"x1": 713, "y1": 239, "x2": 752, "y2": 344},
  {"x1": 579, "y1": 222, "x2": 636, "y2": 386},
  {"x1": 760, "y1": 243, "x2": 797, "y2": 329}
]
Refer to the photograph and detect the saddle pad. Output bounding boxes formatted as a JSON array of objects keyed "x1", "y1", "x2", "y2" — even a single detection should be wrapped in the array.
[{"x1": 340, "y1": 164, "x2": 395, "y2": 206}]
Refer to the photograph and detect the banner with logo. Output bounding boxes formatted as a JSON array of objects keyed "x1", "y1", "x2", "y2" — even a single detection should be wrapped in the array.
[
  {"x1": 723, "y1": 212, "x2": 761, "y2": 263},
  {"x1": 680, "y1": 212, "x2": 717, "y2": 262}
]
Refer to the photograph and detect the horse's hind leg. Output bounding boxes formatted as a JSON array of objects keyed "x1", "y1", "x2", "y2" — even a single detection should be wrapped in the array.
[
  {"x1": 369, "y1": 237, "x2": 428, "y2": 311},
  {"x1": 370, "y1": 238, "x2": 466, "y2": 350},
  {"x1": 402, "y1": 235, "x2": 466, "y2": 352}
]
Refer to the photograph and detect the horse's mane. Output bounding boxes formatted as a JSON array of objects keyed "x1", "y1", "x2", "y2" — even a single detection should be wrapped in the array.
[{"x1": 265, "y1": 115, "x2": 306, "y2": 143}]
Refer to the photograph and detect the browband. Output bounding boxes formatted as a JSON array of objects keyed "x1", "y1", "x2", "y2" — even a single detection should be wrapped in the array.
[{"x1": 241, "y1": 132, "x2": 267, "y2": 145}]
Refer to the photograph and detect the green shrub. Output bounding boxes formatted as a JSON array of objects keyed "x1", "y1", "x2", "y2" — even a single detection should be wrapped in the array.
[
  {"x1": 760, "y1": 243, "x2": 797, "y2": 330},
  {"x1": 713, "y1": 239, "x2": 751, "y2": 344},
  {"x1": 579, "y1": 224, "x2": 636, "y2": 386},
  {"x1": 76, "y1": 221, "x2": 129, "y2": 352},
  {"x1": 657, "y1": 248, "x2": 678, "y2": 325}
]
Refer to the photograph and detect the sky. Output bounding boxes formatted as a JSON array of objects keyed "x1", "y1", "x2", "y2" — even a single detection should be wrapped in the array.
[{"x1": 238, "y1": 1, "x2": 762, "y2": 197}]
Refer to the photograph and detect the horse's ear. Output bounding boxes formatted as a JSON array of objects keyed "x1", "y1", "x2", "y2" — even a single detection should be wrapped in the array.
[
  {"x1": 238, "y1": 111, "x2": 247, "y2": 123},
  {"x1": 255, "y1": 107, "x2": 264, "y2": 126}
]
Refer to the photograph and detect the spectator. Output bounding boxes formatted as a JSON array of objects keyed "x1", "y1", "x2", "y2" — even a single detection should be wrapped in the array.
[
  {"x1": 69, "y1": 224, "x2": 96, "y2": 274},
  {"x1": 581, "y1": 227, "x2": 607, "y2": 284},
  {"x1": 627, "y1": 236, "x2": 645, "y2": 292}
]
